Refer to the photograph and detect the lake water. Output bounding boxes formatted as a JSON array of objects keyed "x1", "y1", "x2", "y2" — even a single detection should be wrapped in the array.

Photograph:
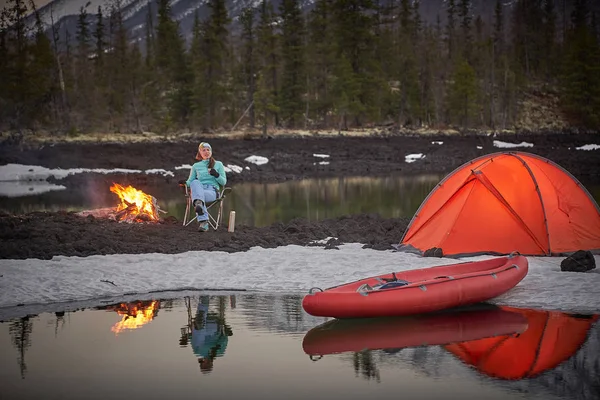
[
  {"x1": 0, "y1": 174, "x2": 444, "y2": 226},
  {"x1": 2, "y1": 174, "x2": 599, "y2": 227},
  {"x1": 0, "y1": 294, "x2": 598, "y2": 400}
]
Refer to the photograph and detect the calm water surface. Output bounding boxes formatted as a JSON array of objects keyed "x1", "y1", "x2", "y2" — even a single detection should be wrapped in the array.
[
  {"x1": 2, "y1": 174, "x2": 599, "y2": 227},
  {"x1": 1, "y1": 294, "x2": 598, "y2": 400},
  {"x1": 0, "y1": 175, "x2": 443, "y2": 226}
]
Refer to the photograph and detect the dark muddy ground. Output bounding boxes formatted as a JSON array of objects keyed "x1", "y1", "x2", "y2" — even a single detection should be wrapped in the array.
[
  {"x1": 0, "y1": 211, "x2": 407, "y2": 260},
  {"x1": 1, "y1": 132, "x2": 599, "y2": 260}
]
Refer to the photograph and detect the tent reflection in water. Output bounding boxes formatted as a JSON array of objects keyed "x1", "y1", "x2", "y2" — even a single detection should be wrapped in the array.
[
  {"x1": 445, "y1": 307, "x2": 599, "y2": 380},
  {"x1": 397, "y1": 152, "x2": 600, "y2": 257},
  {"x1": 303, "y1": 305, "x2": 599, "y2": 381}
]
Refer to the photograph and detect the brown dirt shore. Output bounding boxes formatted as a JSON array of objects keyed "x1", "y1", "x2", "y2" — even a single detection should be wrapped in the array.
[{"x1": 1, "y1": 131, "x2": 599, "y2": 260}]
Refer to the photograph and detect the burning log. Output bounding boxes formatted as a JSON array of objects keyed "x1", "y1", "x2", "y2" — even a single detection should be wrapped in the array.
[
  {"x1": 114, "y1": 204, "x2": 137, "y2": 221},
  {"x1": 135, "y1": 213, "x2": 153, "y2": 222}
]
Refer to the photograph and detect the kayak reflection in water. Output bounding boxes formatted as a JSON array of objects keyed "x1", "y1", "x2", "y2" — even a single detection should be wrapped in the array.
[{"x1": 180, "y1": 295, "x2": 234, "y2": 373}]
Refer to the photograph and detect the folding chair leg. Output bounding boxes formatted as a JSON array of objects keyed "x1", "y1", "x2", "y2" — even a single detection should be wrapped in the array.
[
  {"x1": 208, "y1": 201, "x2": 224, "y2": 230},
  {"x1": 183, "y1": 196, "x2": 198, "y2": 227},
  {"x1": 183, "y1": 196, "x2": 191, "y2": 226}
]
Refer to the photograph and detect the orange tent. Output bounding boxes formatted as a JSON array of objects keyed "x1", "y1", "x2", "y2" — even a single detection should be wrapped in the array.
[
  {"x1": 398, "y1": 152, "x2": 600, "y2": 257},
  {"x1": 445, "y1": 307, "x2": 598, "y2": 380}
]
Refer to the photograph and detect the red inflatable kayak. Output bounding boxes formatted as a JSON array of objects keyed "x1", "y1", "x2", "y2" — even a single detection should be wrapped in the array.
[
  {"x1": 303, "y1": 305, "x2": 528, "y2": 356},
  {"x1": 302, "y1": 254, "x2": 528, "y2": 318}
]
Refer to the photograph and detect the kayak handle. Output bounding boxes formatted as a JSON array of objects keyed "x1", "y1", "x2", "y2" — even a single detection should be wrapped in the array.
[
  {"x1": 309, "y1": 355, "x2": 323, "y2": 361},
  {"x1": 308, "y1": 287, "x2": 324, "y2": 294}
]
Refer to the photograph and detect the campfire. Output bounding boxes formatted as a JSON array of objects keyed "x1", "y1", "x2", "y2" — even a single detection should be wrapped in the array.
[
  {"x1": 107, "y1": 300, "x2": 160, "y2": 334},
  {"x1": 110, "y1": 183, "x2": 162, "y2": 222},
  {"x1": 77, "y1": 183, "x2": 164, "y2": 222}
]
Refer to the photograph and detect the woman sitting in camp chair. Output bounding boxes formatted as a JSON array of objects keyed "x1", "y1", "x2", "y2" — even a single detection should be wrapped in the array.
[{"x1": 184, "y1": 142, "x2": 227, "y2": 232}]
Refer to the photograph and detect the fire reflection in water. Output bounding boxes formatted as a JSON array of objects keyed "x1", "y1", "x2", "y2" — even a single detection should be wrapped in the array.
[{"x1": 105, "y1": 300, "x2": 160, "y2": 334}]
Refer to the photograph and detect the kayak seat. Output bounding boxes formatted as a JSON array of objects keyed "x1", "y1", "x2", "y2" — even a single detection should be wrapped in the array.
[
  {"x1": 379, "y1": 280, "x2": 410, "y2": 290},
  {"x1": 357, "y1": 279, "x2": 411, "y2": 295}
]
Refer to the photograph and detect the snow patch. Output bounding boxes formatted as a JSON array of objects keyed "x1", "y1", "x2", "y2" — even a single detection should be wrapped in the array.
[
  {"x1": 225, "y1": 164, "x2": 243, "y2": 174},
  {"x1": 576, "y1": 144, "x2": 600, "y2": 151},
  {"x1": 493, "y1": 140, "x2": 534, "y2": 148},
  {"x1": 0, "y1": 246, "x2": 599, "y2": 317},
  {"x1": 406, "y1": 153, "x2": 425, "y2": 163},
  {"x1": 245, "y1": 156, "x2": 269, "y2": 166}
]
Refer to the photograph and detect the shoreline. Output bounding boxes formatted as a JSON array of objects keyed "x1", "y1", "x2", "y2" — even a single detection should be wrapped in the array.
[
  {"x1": 2, "y1": 127, "x2": 599, "y2": 147},
  {"x1": 1, "y1": 131, "x2": 599, "y2": 260}
]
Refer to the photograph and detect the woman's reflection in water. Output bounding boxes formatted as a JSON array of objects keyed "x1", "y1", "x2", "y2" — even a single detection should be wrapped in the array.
[{"x1": 180, "y1": 295, "x2": 234, "y2": 373}]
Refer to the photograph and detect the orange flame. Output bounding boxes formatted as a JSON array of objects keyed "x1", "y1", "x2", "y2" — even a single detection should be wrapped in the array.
[
  {"x1": 110, "y1": 300, "x2": 160, "y2": 334},
  {"x1": 110, "y1": 183, "x2": 159, "y2": 222}
]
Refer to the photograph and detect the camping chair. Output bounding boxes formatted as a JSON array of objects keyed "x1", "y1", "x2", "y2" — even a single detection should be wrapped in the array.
[{"x1": 180, "y1": 183, "x2": 232, "y2": 230}]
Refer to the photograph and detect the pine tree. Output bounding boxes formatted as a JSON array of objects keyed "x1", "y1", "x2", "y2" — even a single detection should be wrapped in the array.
[
  {"x1": 0, "y1": 10, "x2": 11, "y2": 129},
  {"x1": 592, "y1": 12, "x2": 599, "y2": 42},
  {"x1": 239, "y1": 6, "x2": 257, "y2": 128},
  {"x1": 512, "y1": 0, "x2": 545, "y2": 78},
  {"x1": 254, "y1": 69, "x2": 279, "y2": 136},
  {"x1": 94, "y1": 6, "x2": 106, "y2": 61},
  {"x1": 306, "y1": 0, "x2": 336, "y2": 127},
  {"x1": 399, "y1": 0, "x2": 412, "y2": 35},
  {"x1": 105, "y1": 1, "x2": 131, "y2": 131},
  {"x1": 256, "y1": 0, "x2": 279, "y2": 131},
  {"x1": 560, "y1": 0, "x2": 600, "y2": 127},
  {"x1": 542, "y1": 0, "x2": 557, "y2": 79},
  {"x1": 155, "y1": 0, "x2": 190, "y2": 130},
  {"x1": 331, "y1": 0, "x2": 377, "y2": 126},
  {"x1": 458, "y1": 0, "x2": 472, "y2": 62},
  {"x1": 140, "y1": 2, "x2": 160, "y2": 131},
  {"x1": 190, "y1": 11, "x2": 207, "y2": 128},
  {"x1": 419, "y1": 23, "x2": 444, "y2": 126},
  {"x1": 2, "y1": 0, "x2": 30, "y2": 129},
  {"x1": 27, "y1": 1, "x2": 55, "y2": 129},
  {"x1": 144, "y1": 2, "x2": 155, "y2": 68},
  {"x1": 493, "y1": 0, "x2": 503, "y2": 58},
  {"x1": 395, "y1": 0, "x2": 420, "y2": 126},
  {"x1": 447, "y1": 59, "x2": 478, "y2": 128},
  {"x1": 446, "y1": 0, "x2": 457, "y2": 62},
  {"x1": 331, "y1": 54, "x2": 362, "y2": 131},
  {"x1": 279, "y1": 0, "x2": 306, "y2": 128},
  {"x1": 75, "y1": 5, "x2": 93, "y2": 130},
  {"x1": 128, "y1": 42, "x2": 144, "y2": 133},
  {"x1": 49, "y1": 5, "x2": 71, "y2": 131},
  {"x1": 91, "y1": 5, "x2": 109, "y2": 129},
  {"x1": 427, "y1": 15, "x2": 447, "y2": 125},
  {"x1": 155, "y1": 0, "x2": 178, "y2": 75},
  {"x1": 472, "y1": 14, "x2": 495, "y2": 127},
  {"x1": 412, "y1": 0, "x2": 421, "y2": 40},
  {"x1": 371, "y1": 0, "x2": 398, "y2": 123},
  {"x1": 200, "y1": 0, "x2": 231, "y2": 129}
]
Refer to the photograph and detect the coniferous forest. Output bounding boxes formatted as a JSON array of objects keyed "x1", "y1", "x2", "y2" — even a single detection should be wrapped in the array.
[{"x1": 0, "y1": 0, "x2": 599, "y2": 136}]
